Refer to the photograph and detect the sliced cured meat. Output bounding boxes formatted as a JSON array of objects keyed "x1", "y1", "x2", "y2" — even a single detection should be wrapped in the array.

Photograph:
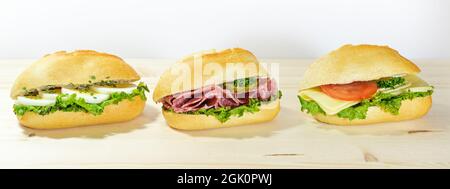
[{"x1": 161, "y1": 77, "x2": 278, "y2": 113}]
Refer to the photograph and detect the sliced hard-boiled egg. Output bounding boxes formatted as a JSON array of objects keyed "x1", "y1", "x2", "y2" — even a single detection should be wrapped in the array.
[
  {"x1": 61, "y1": 88, "x2": 110, "y2": 104},
  {"x1": 41, "y1": 93, "x2": 59, "y2": 100},
  {"x1": 15, "y1": 96, "x2": 56, "y2": 106},
  {"x1": 92, "y1": 84, "x2": 137, "y2": 94}
]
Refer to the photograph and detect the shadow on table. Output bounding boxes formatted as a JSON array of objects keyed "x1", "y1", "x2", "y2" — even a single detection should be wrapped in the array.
[
  {"x1": 314, "y1": 103, "x2": 450, "y2": 136},
  {"x1": 178, "y1": 107, "x2": 304, "y2": 139},
  {"x1": 20, "y1": 105, "x2": 158, "y2": 139}
]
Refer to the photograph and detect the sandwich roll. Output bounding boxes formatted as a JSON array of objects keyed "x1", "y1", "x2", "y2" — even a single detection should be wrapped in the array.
[
  {"x1": 11, "y1": 50, "x2": 149, "y2": 129},
  {"x1": 153, "y1": 48, "x2": 281, "y2": 130},
  {"x1": 298, "y1": 44, "x2": 433, "y2": 125}
]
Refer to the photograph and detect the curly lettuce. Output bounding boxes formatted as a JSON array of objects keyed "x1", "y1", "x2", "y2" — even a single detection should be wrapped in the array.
[
  {"x1": 298, "y1": 89, "x2": 433, "y2": 121},
  {"x1": 192, "y1": 98, "x2": 262, "y2": 122},
  {"x1": 167, "y1": 90, "x2": 282, "y2": 123},
  {"x1": 298, "y1": 96, "x2": 325, "y2": 115}
]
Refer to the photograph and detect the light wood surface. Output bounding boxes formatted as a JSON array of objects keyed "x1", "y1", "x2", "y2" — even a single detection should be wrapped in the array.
[{"x1": 0, "y1": 59, "x2": 449, "y2": 168}]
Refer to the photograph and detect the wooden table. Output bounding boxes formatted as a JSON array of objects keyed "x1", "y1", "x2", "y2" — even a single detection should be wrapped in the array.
[{"x1": 0, "y1": 59, "x2": 449, "y2": 168}]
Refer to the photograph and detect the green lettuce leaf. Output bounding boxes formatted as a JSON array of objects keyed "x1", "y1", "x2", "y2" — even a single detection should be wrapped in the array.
[
  {"x1": 13, "y1": 82, "x2": 149, "y2": 116},
  {"x1": 298, "y1": 95, "x2": 325, "y2": 115},
  {"x1": 371, "y1": 89, "x2": 433, "y2": 115},
  {"x1": 167, "y1": 90, "x2": 282, "y2": 123},
  {"x1": 298, "y1": 89, "x2": 433, "y2": 120},
  {"x1": 336, "y1": 103, "x2": 370, "y2": 120},
  {"x1": 193, "y1": 98, "x2": 261, "y2": 122}
]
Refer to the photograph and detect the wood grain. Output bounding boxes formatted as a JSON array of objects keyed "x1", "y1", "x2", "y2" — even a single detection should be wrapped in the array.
[{"x1": 0, "y1": 59, "x2": 449, "y2": 168}]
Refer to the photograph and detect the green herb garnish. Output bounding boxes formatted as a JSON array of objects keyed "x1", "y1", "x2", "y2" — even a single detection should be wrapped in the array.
[{"x1": 233, "y1": 77, "x2": 257, "y2": 88}]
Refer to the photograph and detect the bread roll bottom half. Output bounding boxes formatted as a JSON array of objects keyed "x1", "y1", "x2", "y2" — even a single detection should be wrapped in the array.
[{"x1": 17, "y1": 96, "x2": 145, "y2": 129}]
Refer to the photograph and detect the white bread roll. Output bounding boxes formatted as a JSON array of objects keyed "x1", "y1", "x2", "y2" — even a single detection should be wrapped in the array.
[
  {"x1": 11, "y1": 50, "x2": 146, "y2": 129},
  {"x1": 153, "y1": 48, "x2": 279, "y2": 130},
  {"x1": 298, "y1": 44, "x2": 432, "y2": 125}
]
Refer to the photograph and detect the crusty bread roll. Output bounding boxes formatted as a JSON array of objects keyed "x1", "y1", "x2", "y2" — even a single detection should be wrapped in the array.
[
  {"x1": 11, "y1": 50, "x2": 140, "y2": 98},
  {"x1": 312, "y1": 96, "x2": 432, "y2": 125},
  {"x1": 18, "y1": 96, "x2": 145, "y2": 129},
  {"x1": 152, "y1": 48, "x2": 268, "y2": 102},
  {"x1": 154, "y1": 48, "x2": 280, "y2": 130},
  {"x1": 299, "y1": 44, "x2": 420, "y2": 91},
  {"x1": 11, "y1": 50, "x2": 146, "y2": 129},
  {"x1": 298, "y1": 44, "x2": 432, "y2": 125},
  {"x1": 162, "y1": 99, "x2": 280, "y2": 130}
]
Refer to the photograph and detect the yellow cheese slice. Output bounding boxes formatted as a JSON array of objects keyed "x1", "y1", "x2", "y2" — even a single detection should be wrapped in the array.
[
  {"x1": 383, "y1": 74, "x2": 432, "y2": 94},
  {"x1": 405, "y1": 74, "x2": 429, "y2": 88},
  {"x1": 298, "y1": 88, "x2": 359, "y2": 115}
]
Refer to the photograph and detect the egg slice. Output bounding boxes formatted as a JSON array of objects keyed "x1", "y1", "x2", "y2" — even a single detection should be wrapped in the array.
[
  {"x1": 16, "y1": 96, "x2": 56, "y2": 106},
  {"x1": 92, "y1": 85, "x2": 137, "y2": 94},
  {"x1": 61, "y1": 88, "x2": 110, "y2": 104},
  {"x1": 41, "y1": 93, "x2": 59, "y2": 100}
]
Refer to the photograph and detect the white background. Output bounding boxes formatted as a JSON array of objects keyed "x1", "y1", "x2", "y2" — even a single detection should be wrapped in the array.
[{"x1": 0, "y1": 0, "x2": 449, "y2": 59}]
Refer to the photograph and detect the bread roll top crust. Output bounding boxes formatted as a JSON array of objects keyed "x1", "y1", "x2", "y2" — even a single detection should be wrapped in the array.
[
  {"x1": 11, "y1": 50, "x2": 140, "y2": 99},
  {"x1": 299, "y1": 44, "x2": 420, "y2": 91},
  {"x1": 152, "y1": 48, "x2": 269, "y2": 102},
  {"x1": 17, "y1": 96, "x2": 146, "y2": 129}
]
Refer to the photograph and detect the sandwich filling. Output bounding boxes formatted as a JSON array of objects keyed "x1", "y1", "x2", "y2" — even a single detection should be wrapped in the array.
[
  {"x1": 298, "y1": 74, "x2": 433, "y2": 120},
  {"x1": 160, "y1": 77, "x2": 282, "y2": 122},
  {"x1": 13, "y1": 81, "x2": 149, "y2": 116}
]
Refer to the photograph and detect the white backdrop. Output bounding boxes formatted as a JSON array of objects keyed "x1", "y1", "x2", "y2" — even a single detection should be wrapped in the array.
[{"x1": 0, "y1": 0, "x2": 449, "y2": 59}]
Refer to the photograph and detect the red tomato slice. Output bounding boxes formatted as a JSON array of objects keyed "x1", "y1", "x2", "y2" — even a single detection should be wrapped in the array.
[{"x1": 320, "y1": 81, "x2": 378, "y2": 101}]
